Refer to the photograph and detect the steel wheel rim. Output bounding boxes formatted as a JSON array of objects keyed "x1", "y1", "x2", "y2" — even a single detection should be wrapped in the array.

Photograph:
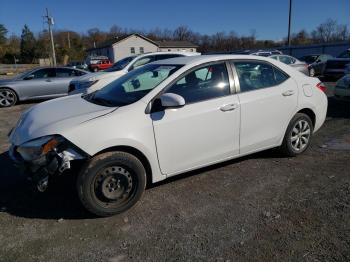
[
  {"x1": 0, "y1": 90, "x2": 15, "y2": 106},
  {"x1": 94, "y1": 166, "x2": 135, "y2": 207},
  {"x1": 290, "y1": 120, "x2": 311, "y2": 151}
]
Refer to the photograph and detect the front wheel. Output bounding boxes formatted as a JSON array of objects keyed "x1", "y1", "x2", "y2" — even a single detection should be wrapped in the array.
[
  {"x1": 0, "y1": 88, "x2": 17, "y2": 107},
  {"x1": 280, "y1": 113, "x2": 313, "y2": 157},
  {"x1": 77, "y1": 151, "x2": 146, "y2": 217}
]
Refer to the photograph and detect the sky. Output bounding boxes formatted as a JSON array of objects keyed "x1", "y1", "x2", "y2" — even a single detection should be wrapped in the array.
[{"x1": 0, "y1": 0, "x2": 349, "y2": 41}]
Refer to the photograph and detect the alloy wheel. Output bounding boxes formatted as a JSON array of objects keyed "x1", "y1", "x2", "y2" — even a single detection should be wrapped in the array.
[
  {"x1": 290, "y1": 120, "x2": 311, "y2": 151},
  {"x1": 0, "y1": 90, "x2": 16, "y2": 107}
]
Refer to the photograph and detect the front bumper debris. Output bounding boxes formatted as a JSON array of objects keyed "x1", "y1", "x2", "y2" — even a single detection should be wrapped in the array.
[{"x1": 9, "y1": 144, "x2": 87, "y2": 192}]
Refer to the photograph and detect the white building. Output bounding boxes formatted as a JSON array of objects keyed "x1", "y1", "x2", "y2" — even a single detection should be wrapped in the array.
[{"x1": 87, "y1": 33, "x2": 198, "y2": 63}]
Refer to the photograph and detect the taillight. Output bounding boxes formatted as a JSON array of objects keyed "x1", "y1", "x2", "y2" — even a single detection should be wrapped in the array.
[{"x1": 316, "y1": 82, "x2": 327, "y2": 92}]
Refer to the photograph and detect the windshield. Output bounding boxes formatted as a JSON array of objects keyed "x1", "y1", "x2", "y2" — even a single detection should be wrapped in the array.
[
  {"x1": 85, "y1": 63, "x2": 182, "y2": 107},
  {"x1": 104, "y1": 56, "x2": 137, "y2": 72}
]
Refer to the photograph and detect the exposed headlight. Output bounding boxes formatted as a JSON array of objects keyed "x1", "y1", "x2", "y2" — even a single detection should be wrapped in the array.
[
  {"x1": 79, "y1": 80, "x2": 99, "y2": 89},
  {"x1": 17, "y1": 135, "x2": 64, "y2": 161}
]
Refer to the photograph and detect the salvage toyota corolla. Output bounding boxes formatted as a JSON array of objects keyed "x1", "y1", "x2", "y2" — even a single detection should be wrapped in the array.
[{"x1": 8, "y1": 55, "x2": 328, "y2": 217}]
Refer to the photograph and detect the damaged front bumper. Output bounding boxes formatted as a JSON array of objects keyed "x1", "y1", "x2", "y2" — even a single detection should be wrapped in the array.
[{"x1": 9, "y1": 140, "x2": 88, "y2": 192}]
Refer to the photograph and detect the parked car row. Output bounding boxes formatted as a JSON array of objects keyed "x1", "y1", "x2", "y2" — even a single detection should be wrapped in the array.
[
  {"x1": 2, "y1": 47, "x2": 350, "y2": 108},
  {"x1": 8, "y1": 54, "x2": 328, "y2": 216}
]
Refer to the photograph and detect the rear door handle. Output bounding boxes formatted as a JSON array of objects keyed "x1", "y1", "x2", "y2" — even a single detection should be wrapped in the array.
[
  {"x1": 220, "y1": 103, "x2": 238, "y2": 112},
  {"x1": 45, "y1": 79, "x2": 52, "y2": 82},
  {"x1": 282, "y1": 90, "x2": 295, "y2": 96}
]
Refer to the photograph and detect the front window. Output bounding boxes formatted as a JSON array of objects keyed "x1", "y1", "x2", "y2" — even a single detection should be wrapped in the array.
[
  {"x1": 165, "y1": 63, "x2": 230, "y2": 104},
  {"x1": 85, "y1": 64, "x2": 182, "y2": 107},
  {"x1": 31, "y1": 68, "x2": 56, "y2": 79},
  {"x1": 104, "y1": 56, "x2": 136, "y2": 72},
  {"x1": 129, "y1": 56, "x2": 155, "y2": 71}
]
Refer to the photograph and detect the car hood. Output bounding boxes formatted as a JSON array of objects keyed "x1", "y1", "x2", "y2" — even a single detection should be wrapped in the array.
[
  {"x1": 72, "y1": 70, "x2": 124, "y2": 82},
  {"x1": 9, "y1": 95, "x2": 116, "y2": 146}
]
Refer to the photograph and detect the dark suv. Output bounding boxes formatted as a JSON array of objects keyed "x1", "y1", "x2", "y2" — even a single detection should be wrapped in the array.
[
  {"x1": 323, "y1": 49, "x2": 350, "y2": 80},
  {"x1": 299, "y1": 54, "x2": 333, "y2": 77}
]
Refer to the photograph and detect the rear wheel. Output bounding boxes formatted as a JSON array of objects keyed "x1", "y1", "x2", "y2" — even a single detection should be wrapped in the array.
[
  {"x1": 280, "y1": 113, "x2": 313, "y2": 156},
  {"x1": 0, "y1": 88, "x2": 17, "y2": 107},
  {"x1": 77, "y1": 151, "x2": 146, "y2": 217}
]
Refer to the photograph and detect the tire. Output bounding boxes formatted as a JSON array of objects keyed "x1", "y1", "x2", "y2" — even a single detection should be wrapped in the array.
[
  {"x1": 280, "y1": 113, "x2": 313, "y2": 157},
  {"x1": 309, "y1": 68, "x2": 315, "y2": 77},
  {"x1": 0, "y1": 88, "x2": 17, "y2": 107},
  {"x1": 77, "y1": 151, "x2": 146, "y2": 217},
  {"x1": 93, "y1": 67, "x2": 98, "y2": 72}
]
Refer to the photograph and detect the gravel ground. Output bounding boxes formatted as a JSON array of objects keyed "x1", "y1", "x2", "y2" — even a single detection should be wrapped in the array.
[{"x1": 0, "y1": 86, "x2": 349, "y2": 261}]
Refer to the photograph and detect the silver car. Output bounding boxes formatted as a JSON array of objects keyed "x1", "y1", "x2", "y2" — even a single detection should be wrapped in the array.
[
  {"x1": 270, "y1": 55, "x2": 309, "y2": 76},
  {"x1": 0, "y1": 67, "x2": 87, "y2": 107}
]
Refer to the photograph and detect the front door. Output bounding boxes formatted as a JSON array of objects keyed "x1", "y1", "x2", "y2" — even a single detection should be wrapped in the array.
[{"x1": 151, "y1": 62, "x2": 240, "y2": 175}]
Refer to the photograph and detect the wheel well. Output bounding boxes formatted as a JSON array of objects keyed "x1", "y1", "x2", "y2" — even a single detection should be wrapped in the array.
[
  {"x1": 297, "y1": 108, "x2": 316, "y2": 127},
  {"x1": 95, "y1": 146, "x2": 153, "y2": 186},
  {"x1": 0, "y1": 87, "x2": 19, "y2": 101}
]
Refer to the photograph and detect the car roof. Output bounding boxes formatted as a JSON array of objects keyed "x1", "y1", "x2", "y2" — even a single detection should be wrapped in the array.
[
  {"x1": 151, "y1": 54, "x2": 275, "y2": 66},
  {"x1": 138, "y1": 51, "x2": 200, "y2": 58}
]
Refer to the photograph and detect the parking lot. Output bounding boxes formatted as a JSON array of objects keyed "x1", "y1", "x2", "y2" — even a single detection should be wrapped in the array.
[{"x1": 0, "y1": 84, "x2": 349, "y2": 261}]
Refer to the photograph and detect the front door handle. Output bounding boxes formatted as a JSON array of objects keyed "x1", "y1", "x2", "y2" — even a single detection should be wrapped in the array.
[
  {"x1": 220, "y1": 103, "x2": 238, "y2": 112},
  {"x1": 45, "y1": 79, "x2": 52, "y2": 82},
  {"x1": 282, "y1": 90, "x2": 295, "y2": 96}
]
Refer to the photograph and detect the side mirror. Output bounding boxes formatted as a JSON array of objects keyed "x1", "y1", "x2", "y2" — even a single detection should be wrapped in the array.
[
  {"x1": 24, "y1": 74, "x2": 34, "y2": 80},
  {"x1": 159, "y1": 93, "x2": 185, "y2": 108}
]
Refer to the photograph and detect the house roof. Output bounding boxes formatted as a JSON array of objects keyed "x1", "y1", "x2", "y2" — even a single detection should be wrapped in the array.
[
  {"x1": 87, "y1": 34, "x2": 197, "y2": 51},
  {"x1": 155, "y1": 40, "x2": 198, "y2": 48}
]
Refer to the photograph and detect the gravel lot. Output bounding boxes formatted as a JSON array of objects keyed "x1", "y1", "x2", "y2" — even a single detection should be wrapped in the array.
[{"x1": 0, "y1": 85, "x2": 349, "y2": 261}]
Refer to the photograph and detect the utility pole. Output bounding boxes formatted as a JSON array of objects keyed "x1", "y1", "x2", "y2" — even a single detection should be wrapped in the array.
[
  {"x1": 45, "y1": 8, "x2": 57, "y2": 66},
  {"x1": 287, "y1": 0, "x2": 292, "y2": 47},
  {"x1": 67, "y1": 31, "x2": 71, "y2": 49}
]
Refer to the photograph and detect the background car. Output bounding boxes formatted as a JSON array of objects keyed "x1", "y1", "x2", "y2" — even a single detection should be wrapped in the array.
[
  {"x1": 334, "y1": 74, "x2": 350, "y2": 101},
  {"x1": 269, "y1": 54, "x2": 309, "y2": 75},
  {"x1": 323, "y1": 49, "x2": 350, "y2": 80},
  {"x1": 299, "y1": 54, "x2": 333, "y2": 77},
  {"x1": 66, "y1": 61, "x2": 88, "y2": 70},
  {"x1": 68, "y1": 51, "x2": 200, "y2": 95},
  {"x1": 0, "y1": 67, "x2": 87, "y2": 107},
  {"x1": 88, "y1": 59, "x2": 112, "y2": 72}
]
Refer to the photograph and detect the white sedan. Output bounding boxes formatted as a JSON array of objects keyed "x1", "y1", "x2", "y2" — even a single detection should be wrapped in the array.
[
  {"x1": 68, "y1": 51, "x2": 200, "y2": 95},
  {"x1": 9, "y1": 55, "x2": 328, "y2": 216}
]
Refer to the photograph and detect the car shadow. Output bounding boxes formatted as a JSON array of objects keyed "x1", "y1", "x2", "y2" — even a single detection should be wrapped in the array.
[
  {"x1": 0, "y1": 148, "x2": 283, "y2": 220},
  {"x1": 0, "y1": 151, "x2": 92, "y2": 220}
]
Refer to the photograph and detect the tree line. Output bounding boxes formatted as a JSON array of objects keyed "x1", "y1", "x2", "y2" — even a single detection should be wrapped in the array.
[{"x1": 0, "y1": 18, "x2": 349, "y2": 64}]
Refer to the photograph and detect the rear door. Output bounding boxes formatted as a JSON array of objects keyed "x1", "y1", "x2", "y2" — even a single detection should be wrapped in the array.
[
  {"x1": 232, "y1": 60, "x2": 298, "y2": 154},
  {"x1": 54, "y1": 68, "x2": 82, "y2": 95}
]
